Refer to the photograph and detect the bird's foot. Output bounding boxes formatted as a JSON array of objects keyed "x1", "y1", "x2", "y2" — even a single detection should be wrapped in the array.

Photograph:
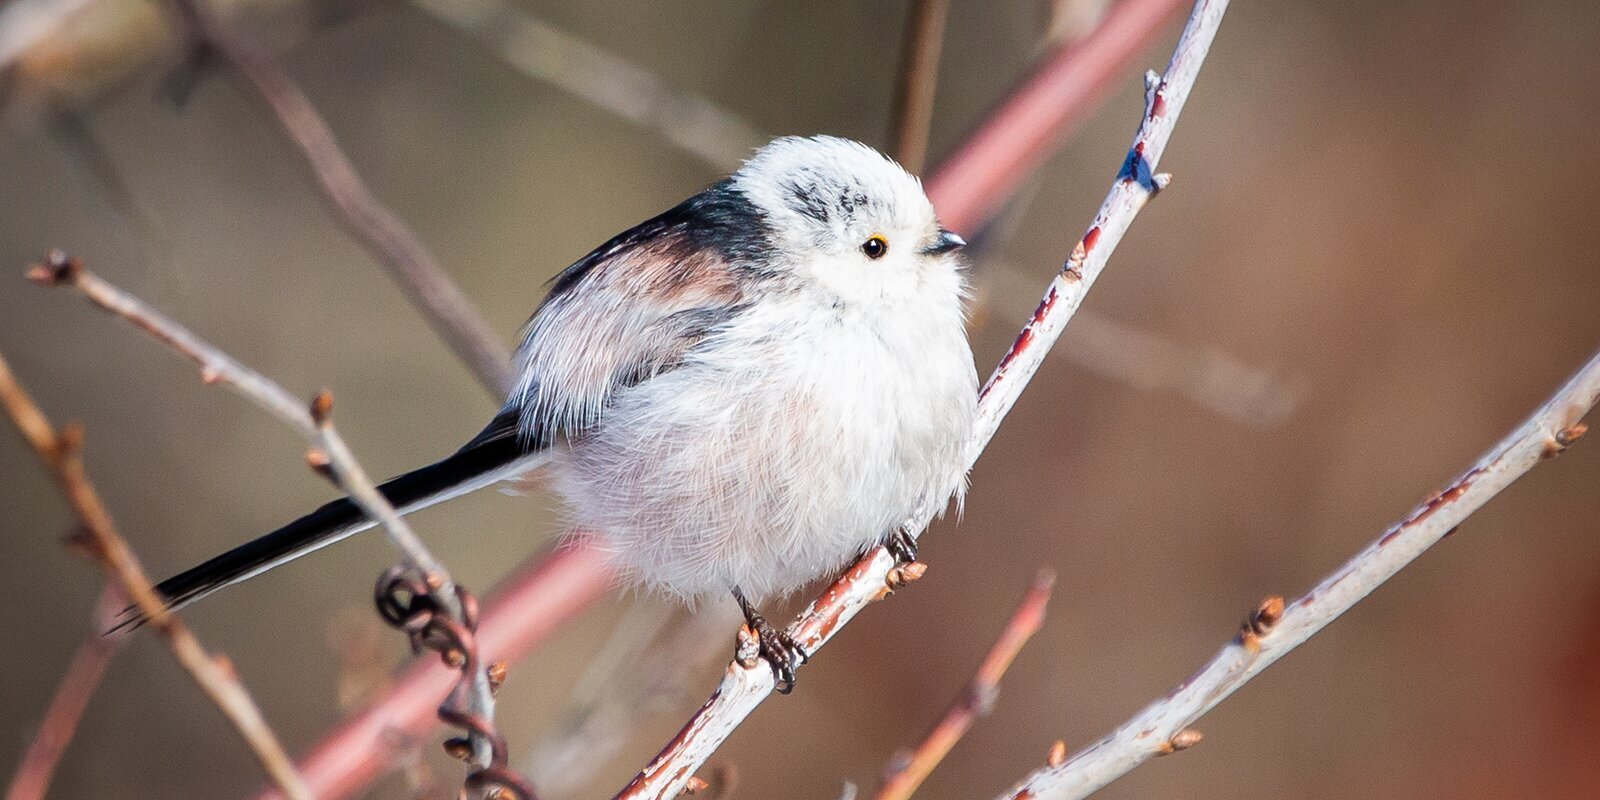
[
  {"x1": 752, "y1": 615, "x2": 809, "y2": 694},
  {"x1": 733, "y1": 588, "x2": 809, "y2": 693},
  {"x1": 886, "y1": 526, "x2": 919, "y2": 564}
]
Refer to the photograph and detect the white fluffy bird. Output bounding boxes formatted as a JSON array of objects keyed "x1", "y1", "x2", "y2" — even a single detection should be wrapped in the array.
[{"x1": 134, "y1": 136, "x2": 977, "y2": 688}]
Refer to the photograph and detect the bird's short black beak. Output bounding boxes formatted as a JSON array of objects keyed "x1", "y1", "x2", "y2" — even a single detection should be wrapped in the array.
[{"x1": 923, "y1": 229, "x2": 966, "y2": 255}]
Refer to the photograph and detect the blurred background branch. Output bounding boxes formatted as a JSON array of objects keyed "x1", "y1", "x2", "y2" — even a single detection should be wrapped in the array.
[
  {"x1": 888, "y1": 0, "x2": 950, "y2": 175},
  {"x1": 875, "y1": 569, "x2": 1055, "y2": 800},
  {"x1": 166, "y1": 0, "x2": 515, "y2": 397},
  {"x1": 0, "y1": 349, "x2": 312, "y2": 800},
  {"x1": 28, "y1": 250, "x2": 533, "y2": 798},
  {"x1": 411, "y1": 0, "x2": 763, "y2": 173},
  {"x1": 262, "y1": 544, "x2": 610, "y2": 800},
  {"x1": 4, "y1": 585, "x2": 125, "y2": 800}
]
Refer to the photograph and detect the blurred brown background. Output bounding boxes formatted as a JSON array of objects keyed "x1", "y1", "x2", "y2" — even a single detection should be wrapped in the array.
[{"x1": 3, "y1": 1, "x2": 1600, "y2": 798}]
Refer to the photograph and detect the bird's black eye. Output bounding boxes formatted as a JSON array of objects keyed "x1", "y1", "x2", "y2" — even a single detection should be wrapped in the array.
[{"x1": 861, "y1": 235, "x2": 889, "y2": 259}]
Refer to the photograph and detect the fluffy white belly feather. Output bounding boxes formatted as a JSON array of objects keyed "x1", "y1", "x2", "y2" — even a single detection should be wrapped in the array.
[{"x1": 549, "y1": 281, "x2": 976, "y2": 601}]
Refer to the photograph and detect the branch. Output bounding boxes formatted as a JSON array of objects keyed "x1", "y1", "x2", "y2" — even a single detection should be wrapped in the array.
[
  {"x1": 0, "y1": 351, "x2": 312, "y2": 800},
  {"x1": 887, "y1": 0, "x2": 950, "y2": 174},
  {"x1": 614, "y1": 3, "x2": 1229, "y2": 796},
  {"x1": 874, "y1": 569, "x2": 1055, "y2": 800},
  {"x1": 167, "y1": 0, "x2": 515, "y2": 397},
  {"x1": 997, "y1": 351, "x2": 1600, "y2": 800},
  {"x1": 28, "y1": 251, "x2": 533, "y2": 799},
  {"x1": 5, "y1": 585, "x2": 127, "y2": 800}
]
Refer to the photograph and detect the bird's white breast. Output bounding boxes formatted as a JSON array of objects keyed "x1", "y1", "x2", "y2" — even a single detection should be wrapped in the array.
[{"x1": 549, "y1": 260, "x2": 976, "y2": 601}]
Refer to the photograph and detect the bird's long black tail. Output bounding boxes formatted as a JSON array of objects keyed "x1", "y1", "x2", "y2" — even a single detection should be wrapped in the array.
[{"x1": 119, "y1": 409, "x2": 543, "y2": 630}]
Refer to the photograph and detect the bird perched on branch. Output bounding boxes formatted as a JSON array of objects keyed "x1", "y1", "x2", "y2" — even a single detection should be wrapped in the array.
[{"x1": 130, "y1": 135, "x2": 977, "y2": 690}]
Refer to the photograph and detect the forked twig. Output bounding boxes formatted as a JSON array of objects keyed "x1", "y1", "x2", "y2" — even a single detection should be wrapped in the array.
[
  {"x1": 995, "y1": 351, "x2": 1599, "y2": 798},
  {"x1": 614, "y1": 2, "x2": 1229, "y2": 797},
  {"x1": 166, "y1": 0, "x2": 515, "y2": 397},
  {"x1": 874, "y1": 570, "x2": 1055, "y2": 800},
  {"x1": 0, "y1": 352, "x2": 312, "y2": 800},
  {"x1": 28, "y1": 252, "x2": 534, "y2": 800}
]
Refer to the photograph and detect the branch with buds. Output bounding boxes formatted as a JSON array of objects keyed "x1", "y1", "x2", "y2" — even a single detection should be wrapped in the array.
[
  {"x1": 993, "y1": 349, "x2": 1599, "y2": 798},
  {"x1": 26, "y1": 251, "x2": 536, "y2": 800}
]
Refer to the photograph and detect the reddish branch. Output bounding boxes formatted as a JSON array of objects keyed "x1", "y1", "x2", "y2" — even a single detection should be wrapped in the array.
[
  {"x1": 5, "y1": 586, "x2": 126, "y2": 800},
  {"x1": 874, "y1": 569, "x2": 1055, "y2": 800},
  {"x1": 926, "y1": 0, "x2": 1188, "y2": 231},
  {"x1": 166, "y1": 0, "x2": 515, "y2": 397},
  {"x1": 0, "y1": 352, "x2": 312, "y2": 800},
  {"x1": 263, "y1": 544, "x2": 611, "y2": 800}
]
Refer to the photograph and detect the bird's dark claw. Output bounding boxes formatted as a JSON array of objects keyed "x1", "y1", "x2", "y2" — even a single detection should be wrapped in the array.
[
  {"x1": 752, "y1": 617, "x2": 809, "y2": 694},
  {"x1": 886, "y1": 526, "x2": 919, "y2": 564},
  {"x1": 733, "y1": 587, "x2": 809, "y2": 693}
]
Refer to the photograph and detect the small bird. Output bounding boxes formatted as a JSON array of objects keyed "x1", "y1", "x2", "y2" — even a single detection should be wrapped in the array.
[{"x1": 135, "y1": 136, "x2": 977, "y2": 689}]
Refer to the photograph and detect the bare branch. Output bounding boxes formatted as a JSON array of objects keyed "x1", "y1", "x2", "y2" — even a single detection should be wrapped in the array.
[
  {"x1": 874, "y1": 569, "x2": 1055, "y2": 800},
  {"x1": 888, "y1": 0, "x2": 950, "y2": 174},
  {"x1": 6, "y1": 586, "x2": 127, "y2": 800},
  {"x1": 28, "y1": 251, "x2": 531, "y2": 799},
  {"x1": 614, "y1": 2, "x2": 1228, "y2": 796},
  {"x1": 166, "y1": 0, "x2": 515, "y2": 397},
  {"x1": 998, "y1": 350, "x2": 1600, "y2": 799},
  {"x1": 0, "y1": 351, "x2": 312, "y2": 800}
]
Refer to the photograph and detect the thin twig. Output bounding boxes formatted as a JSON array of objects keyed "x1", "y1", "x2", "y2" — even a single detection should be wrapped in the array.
[
  {"x1": 28, "y1": 251, "x2": 531, "y2": 799},
  {"x1": 997, "y1": 350, "x2": 1600, "y2": 800},
  {"x1": 6, "y1": 585, "x2": 127, "y2": 800},
  {"x1": 615, "y1": 3, "x2": 1228, "y2": 796},
  {"x1": 0, "y1": 351, "x2": 313, "y2": 800},
  {"x1": 874, "y1": 569, "x2": 1055, "y2": 800},
  {"x1": 887, "y1": 0, "x2": 949, "y2": 174},
  {"x1": 166, "y1": 0, "x2": 515, "y2": 397}
]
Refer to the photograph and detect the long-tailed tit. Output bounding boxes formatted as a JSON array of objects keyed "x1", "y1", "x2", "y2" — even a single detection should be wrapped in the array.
[{"x1": 131, "y1": 136, "x2": 977, "y2": 689}]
